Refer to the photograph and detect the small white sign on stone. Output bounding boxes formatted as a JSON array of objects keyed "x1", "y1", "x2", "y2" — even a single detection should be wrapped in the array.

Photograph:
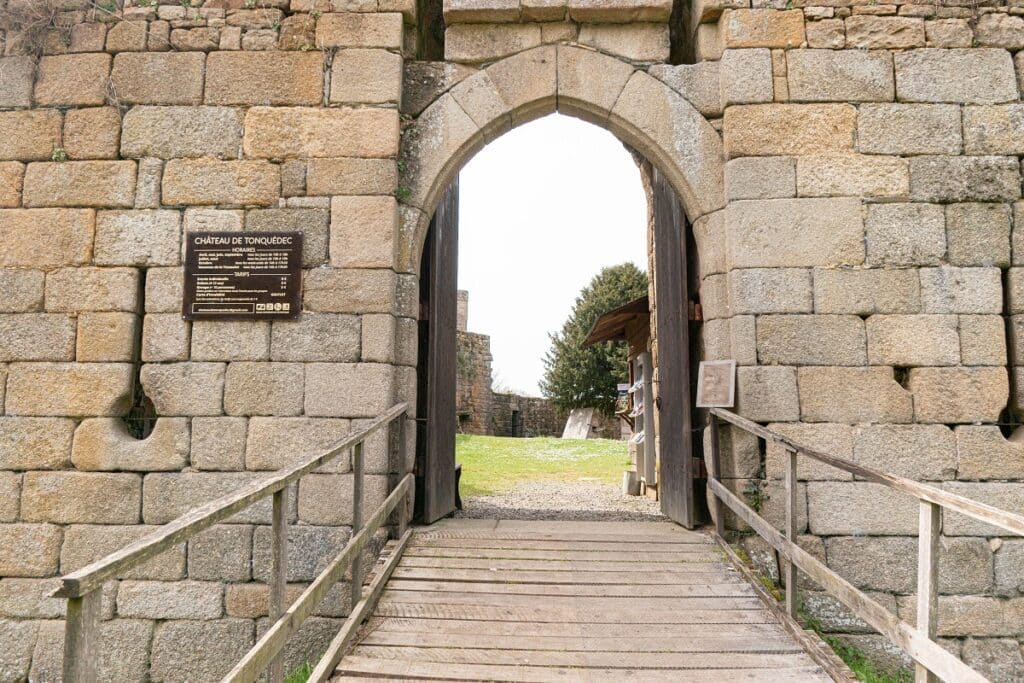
[{"x1": 696, "y1": 360, "x2": 736, "y2": 408}]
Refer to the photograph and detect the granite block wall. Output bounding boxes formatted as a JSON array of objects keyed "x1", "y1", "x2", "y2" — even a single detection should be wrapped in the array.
[{"x1": 0, "y1": 0, "x2": 1022, "y2": 678}]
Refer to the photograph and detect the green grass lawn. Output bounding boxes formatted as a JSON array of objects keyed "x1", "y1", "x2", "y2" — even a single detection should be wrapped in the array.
[
  {"x1": 456, "y1": 434, "x2": 631, "y2": 496},
  {"x1": 285, "y1": 662, "x2": 311, "y2": 683},
  {"x1": 823, "y1": 637, "x2": 913, "y2": 683}
]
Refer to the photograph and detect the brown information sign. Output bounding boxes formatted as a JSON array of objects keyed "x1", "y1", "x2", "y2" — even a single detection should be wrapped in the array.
[{"x1": 183, "y1": 231, "x2": 303, "y2": 321}]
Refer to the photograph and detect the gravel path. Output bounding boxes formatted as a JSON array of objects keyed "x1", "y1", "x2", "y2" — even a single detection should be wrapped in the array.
[{"x1": 454, "y1": 479, "x2": 665, "y2": 521}]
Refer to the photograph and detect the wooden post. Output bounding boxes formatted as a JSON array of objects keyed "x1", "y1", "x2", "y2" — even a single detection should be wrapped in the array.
[
  {"x1": 351, "y1": 441, "x2": 365, "y2": 605},
  {"x1": 784, "y1": 446, "x2": 798, "y2": 619},
  {"x1": 268, "y1": 487, "x2": 288, "y2": 683},
  {"x1": 387, "y1": 417, "x2": 409, "y2": 540},
  {"x1": 396, "y1": 418, "x2": 409, "y2": 539},
  {"x1": 63, "y1": 589, "x2": 100, "y2": 683},
  {"x1": 706, "y1": 414, "x2": 725, "y2": 538},
  {"x1": 916, "y1": 500, "x2": 941, "y2": 683}
]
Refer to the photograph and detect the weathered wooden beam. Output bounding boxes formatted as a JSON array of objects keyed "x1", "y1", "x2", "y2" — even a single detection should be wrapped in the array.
[
  {"x1": 423, "y1": 181, "x2": 459, "y2": 524},
  {"x1": 784, "y1": 446, "x2": 798, "y2": 619},
  {"x1": 713, "y1": 535, "x2": 856, "y2": 683},
  {"x1": 708, "y1": 479, "x2": 987, "y2": 683},
  {"x1": 55, "y1": 403, "x2": 408, "y2": 599},
  {"x1": 352, "y1": 441, "x2": 365, "y2": 605},
  {"x1": 393, "y1": 418, "x2": 410, "y2": 540},
  {"x1": 710, "y1": 408, "x2": 1024, "y2": 538},
  {"x1": 653, "y1": 167, "x2": 695, "y2": 528},
  {"x1": 268, "y1": 487, "x2": 288, "y2": 683},
  {"x1": 63, "y1": 589, "x2": 101, "y2": 683},
  {"x1": 705, "y1": 415, "x2": 725, "y2": 538},
  {"x1": 307, "y1": 530, "x2": 413, "y2": 683},
  {"x1": 222, "y1": 474, "x2": 413, "y2": 683},
  {"x1": 708, "y1": 408, "x2": 780, "y2": 443},
  {"x1": 916, "y1": 501, "x2": 941, "y2": 683}
]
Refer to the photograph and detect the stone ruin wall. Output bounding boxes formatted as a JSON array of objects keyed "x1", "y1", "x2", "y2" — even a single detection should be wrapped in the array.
[
  {"x1": 453, "y1": 289, "x2": 494, "y2": 434},
  {"x1": 687, "y1": 0, "x2": 1024, "y2": 676},
  {"x1": 455, "y1": 329, "x2": 493, "y2": 432},
  {"x1": 490, "y1": 392, "x2": 565, "y2": 437},
  {"x1": 453, "y1": 291, "x2": 564, "y2": 437},
  {"x1": 0, "y1": 0, "x2": 1021, "y2": 679},
  {"x1": 454, "y1": 329, "x2": 566, "y2": 437}
]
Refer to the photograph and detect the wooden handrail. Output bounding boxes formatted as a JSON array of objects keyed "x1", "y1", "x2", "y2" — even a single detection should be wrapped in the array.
[
  {"x1": 55, "y1": 402, "x2": 408, "y2": 599},
  {"x1": 708, "y1": 479, "x2": 985, "y2": 683},
  {"x1": 56, "y1": 403, "x2": 411, "y2": 683},
  {"x1": 223, "y1": 473, "x2": 414, "y2": 683},
  {"x1": 306, "y1": 529, "x2": 413, "y2": 683},
  {"x1": 706, "y1": 409, "x2": 1023, "y2": 683},
  {"x1": 710, "y1": 408, "x2": 1024, "y2": 537}
]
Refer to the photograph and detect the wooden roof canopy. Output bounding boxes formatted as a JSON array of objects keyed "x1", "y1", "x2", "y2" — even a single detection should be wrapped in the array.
[{"x1": 581, "y1": 296, "x2": 650, "y2": 347}]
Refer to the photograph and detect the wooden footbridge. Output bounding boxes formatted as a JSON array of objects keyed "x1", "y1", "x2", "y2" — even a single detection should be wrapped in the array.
[
  {"x1": 330, "y1": 519, "x2": 837, "y2": 681},
  {"x1": 53, "y1": 404, "x2": 1024, "y2": 682}
]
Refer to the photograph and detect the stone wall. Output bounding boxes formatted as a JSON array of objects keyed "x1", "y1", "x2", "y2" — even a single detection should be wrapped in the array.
[
  {"x1": 454, "y1": 328, "x2": 565, "y2": 437},
  {"x1": 685, "y1": 1, "x2": 1024, "y2": 676},
  {"x1": 455, "y1": 330, "x2": 493, "y2": 433},
  {"x1": 0, "y1": 0, "x2": 1022, "y2": 678},
  {"x1": 0, "y1": 1, "x2": 415, "y2": 679},
  {"x1": 491, "y1": 392, "x2": 566, "y2": 437},
  {"x1": 453, "y1": 291, "x2": 565, "y2": 436}
]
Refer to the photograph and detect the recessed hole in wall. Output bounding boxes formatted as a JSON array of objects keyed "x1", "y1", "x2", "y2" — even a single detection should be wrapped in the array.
[
  {"x1": 999, "y1": 409, "x2": 1015, "y2": 439},
  {"x1": 122, "y1": 269, "x2": 158, "y2": 440}
]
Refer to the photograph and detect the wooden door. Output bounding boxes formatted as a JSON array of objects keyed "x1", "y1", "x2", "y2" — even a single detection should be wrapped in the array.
[
  {"x1": 419, "y1": 180, "x2": 460, "y2": 523},
  {"x1": 652, "y1": 169, "x2": 696, "y2": 529}
]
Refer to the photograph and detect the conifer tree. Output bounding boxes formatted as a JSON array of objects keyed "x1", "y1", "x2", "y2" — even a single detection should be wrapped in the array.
[{"x1": 540, "y1": 263, "x2": 648, "y2": 416}]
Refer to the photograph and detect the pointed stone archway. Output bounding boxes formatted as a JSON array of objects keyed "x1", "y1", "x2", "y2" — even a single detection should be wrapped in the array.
[
  {"x1": 397, "y1": 44, "x2": 725, "y2": 526},
  {"x1": 396, "y1": 44, "x2": 725, "y2": 275}
]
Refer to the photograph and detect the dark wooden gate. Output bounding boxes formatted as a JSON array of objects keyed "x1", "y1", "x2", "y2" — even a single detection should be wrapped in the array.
[
  {"x1": 418, "y1": 171, "x2": 697, "y2": 528},
  {"x1": 652, "y1": 168, "x2": 697, "y2": 529},
  {"x1": 416, "y1": 180, "x2": 459, "y2": 524}
]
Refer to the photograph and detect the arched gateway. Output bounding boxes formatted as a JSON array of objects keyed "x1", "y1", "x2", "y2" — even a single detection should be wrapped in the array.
[
  {"x1": 398, "y1": 45, "x2": 724, "y2": 260},
  {"x1": 1, "y1": 0, "x2": 1023, "y2": 679},
  {"x1": 398, "y1": 44, "x2": 724, "y2": 526}
]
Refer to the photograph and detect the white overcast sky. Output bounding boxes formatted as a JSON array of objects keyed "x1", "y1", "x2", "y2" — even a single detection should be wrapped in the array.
[{"x1": 457, "y1": 113, "x2": 648, "y2": 397}]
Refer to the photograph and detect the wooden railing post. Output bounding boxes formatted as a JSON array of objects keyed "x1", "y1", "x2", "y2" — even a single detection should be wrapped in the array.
[
  {"x1": 268, "y1": 487, "x2": 288, "y2": 683},
  {"x1": 916, "y1": 500, "x2": 941, "y2": 683},
  {"x1": 394, "y1": 417, "x2": 409, "y2": 539},
  {"x1": 706, "y1": 414, "x2": 725, "y2": 537},
  {"x1": 784, "y1": 446, "x2": 798, "y2": 619},
  {"x1": 63, "y1": 589, "x2": 100, "y2": 683},
  {"x1": 703, "y1": 407, "x2": 1024, "y2": 683},
  {"x1": 50, "y1": 404, "x2": 409, "y2": 683},
  {"x1": 351, "y1": 441, "x2": 365, "y2": 605}
]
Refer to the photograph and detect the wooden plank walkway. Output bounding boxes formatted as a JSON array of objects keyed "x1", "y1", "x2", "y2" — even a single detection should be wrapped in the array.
[{"x1": 331, "y1": 519, "x2": 834, "y2": 682}]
